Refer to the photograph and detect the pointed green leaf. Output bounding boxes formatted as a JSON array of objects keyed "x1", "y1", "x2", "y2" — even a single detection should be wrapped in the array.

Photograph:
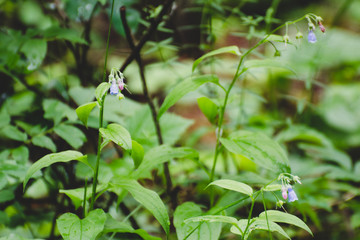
[
  {"x1": 32, "y1": 135, "x2": 57, "y2": 152},
  {"x1": 43, "y1": 26, "x2": 87, "y2": 44},
  {"x1": 131, "y1": 140, "x2": 144, "y2": 169},
  {"x1": 54, "y1": 124, "x2": 86, "y2": 149},
  {"x1": 231, "y1": 219, "x2": 290, "y2": 240},
  {"x1": 208, "y1": 179, "x2": 253, "y2": 196},
  {"x1": 110, "y1": 178, "x2": 170, "y2": 236},
  {"x1": 24, "y1": 151, "x2": 87, "y2": 190},
  {"x1": 0, "y1": 125, "x2": 27, "y2": 141},
  {"x1": 262, "y1": 184, "x2": 282, "y2": 192},
  {"x1": 103, "y1": 214, "x2": 161, "y2": 240},
  {"x1": 76, "y1": 101, "x2": 98, "y2": 128},
  {"x1": 244, "y1": 59, "x2": 296, "y2": 74},
  {"x1": 185, "y1": 215, "x2": 238, "y2": 225},
  {"x1": 174, "y1": 202, "x2": 222, "y2": 240},
  {"x1": 57, "y1": 209, "x2": 106, "y2": 240},
  {"x1": 197, "y1": 97, "x2": 218, "y2": 124},
  {"x1": 95, "y1": 82, "x2": 110, "y2": 104},
  {"x1": 259, "y1": 210, "x2": 313, "y2": 236},
  {"x1": 158, "y1": 75, "x2": 221, "y2": 119},
  {"x1": 99, "y1": 123, "x2": 132, "y2": 151},
  {"x1": 21, "y1": 38, "x2": 47, "y2": 71},
  {"x1": 192, "y1": 46, "x2": 241, "y2": 72},
  {"x1": 131, "y1": 145, "x2": 198, "y2": 179},
  {"x1": 220, "y1": 131, "x2": 290, "y2": 173}
]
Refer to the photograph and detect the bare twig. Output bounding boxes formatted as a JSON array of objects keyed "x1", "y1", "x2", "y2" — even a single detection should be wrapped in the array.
[{"x1": 120, "y1": 5, "x2": 177, "y2": 209}]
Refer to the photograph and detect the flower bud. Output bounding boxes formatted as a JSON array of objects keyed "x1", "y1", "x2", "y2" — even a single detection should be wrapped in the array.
[
  {"x1": 318, "y1": 21, "x2": 325, "y2": 33},
  {"x1": 296, "y1": 32, "x2": 303, "y2": 39}
]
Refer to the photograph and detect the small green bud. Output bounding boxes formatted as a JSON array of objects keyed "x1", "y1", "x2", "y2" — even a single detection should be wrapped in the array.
[
  {"x1": 296, "y1": 32, "x2": 303, "y2": 39},
  {"x1": 274, "y1": 50, "x2": 281, "y2": 57},
  {"x1": 117, "y1": 93, "x2": 125, "y2": 100}
]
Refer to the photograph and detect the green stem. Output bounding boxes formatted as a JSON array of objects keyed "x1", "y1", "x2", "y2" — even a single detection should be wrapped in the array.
[
  {"x1": 261, "y1": 190, "x2": 273, "y2": 240},
  {"x1": 242, "y1": 197, "x2": 255, "y2": 240},
  {"x1": 209, "y1": 15, "x2": 308, "y2": 204},
  {"x1": 83, "y1": 178, "x2": 88, "y2": 217},
  {"x1": 89, "y1": 0, "x2": 115, "y2": 211}
]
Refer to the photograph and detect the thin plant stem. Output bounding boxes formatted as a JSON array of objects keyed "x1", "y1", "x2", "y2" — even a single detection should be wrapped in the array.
[
  {"x1": 120, "y1": 6, "x2": 175, "y2": 208},
  {"x1": 209, "y1": 15, "x2": 308, "y2": 205},
  {"x1": 89, "y1": 0, "x2": 115, "y2": 211},
  {"x1": 242, "y1": 197, "x2": 255, "y2": 240},
  {"x1": 261, "y1": 190, "x2": 274, "y2": 240},
  {"x1": 83, "y1": 178, "x2": 88, "y2": 218}
]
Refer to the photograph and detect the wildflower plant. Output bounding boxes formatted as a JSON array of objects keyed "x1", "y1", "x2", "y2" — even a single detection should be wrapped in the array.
[{"x1": 8, "y1": 0, "x2": 333, "y2": 239}]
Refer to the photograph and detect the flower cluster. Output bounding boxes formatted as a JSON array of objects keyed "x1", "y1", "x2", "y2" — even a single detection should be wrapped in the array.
[
  {"x1": 108, "y1": 67, "x2": 125, "y2": 99},
  {"x1": 278, "y1": 173, "x2": 301, "y2": 202},
  {"x1": 279, "y1": 14, "x2": 325, "y2": 48},
  {"x1": 306, "y1": 15, "x2": 326, "y2": 44}
]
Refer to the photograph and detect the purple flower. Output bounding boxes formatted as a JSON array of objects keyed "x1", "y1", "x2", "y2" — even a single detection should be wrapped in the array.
[
  {"x1": 281, "y1": 187, "x2": 288, "y2": 200},
  {"x1": 110, "y1": 80, "x2": 119, "y2": 95},
  {"x1": 308, "y1": 29, "x2": 317, "y2": 43},
  {"x1": 288, "y1": 187, "x2": 298, "y2": 202},
  {"x1": 118, "y1": 79, "x2": 124, "y2": 91}
]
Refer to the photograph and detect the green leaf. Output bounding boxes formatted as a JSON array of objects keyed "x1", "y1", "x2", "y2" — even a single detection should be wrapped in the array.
[
  {"x1": 43, "y1": 26, "x2": 87, "y2": 44},
  {"x1": 20, "y1": 38, "x2": 47, "y2": 71},
  {"x1": 131, "y1": 140, "x2": 144, "y2": 169},
  {"x1": 0, "y1": 108, "x2": 10, "y2": 128},
  {"x1": 208, "y1": 179, "x2": 253, "y2": 197},
  {"x1": 158, "y1": 75, "x2": 221, "y2": 119},
  {"x1": 262, "y1": 184, "x2": 282, "y2": 192},
  {"x1": 197, "y1": 97, "x2": 218, "y2": 124},
  {"x1": 0, "y1": 125, "x2": 27, "y2": 141},
  {"x1": 110, "y1": 178, "x2": 170, "y2": 236},
  {"x1": 95, "y1": 82, "x2": 110, "y2": 104},
  {"x1": 131, "y1": 145, "x2": 198, "y2": 179},
  {"x1": 76, "y1": 101, "x2": 98, "y2": 128},
  {"x1": 259, "y1": 210, "x2": 313, "y2": 236},
  {"x1": 23, "y1": 150, "x2": 87, "y2": 190},
  {"x1": 32, "y1": 135, "x2": 57, "y2": 152},
  {"x1": 244, "y1": 59, "x2": 296, "y2": 73},
  {"x1": 60, "y1": 185, "x2": 108, "y2": 210},
  {"x1": 69, "y1": 86, "x2": 96, "y2": 106},
  {"x1": 299, "y1": 144, "x2": 352, "y2": 171},
  {"x1": 103, "y1": 214, "x2": 161, "y2": 240},
  {"x1": 275, "y1": 124, "x2": 332, "y2": 147},
  {"x1": 0, "y1": 190, "x2": 15, "y2": 203},
  {"x1": 99, "y1": 123, "x2": 132, "y2": 151},
  {"x1": 174, "y1": 202, "x2": 222, "y2": 240},
  {"x1": 64, "y1": 0, "x2": 98, "y2": 22},
  {"x1": 185, "y1": 215, "x2": 238, "y2": 225},
  {"x1": 43, "y1": 99, "x2": 77, "y2": 125},
  {"x1": 57, "y1": 209, "x2": 106, "y2": 240},
  {"x1": 230, "y1": 219, "x2": 290, "y2": 240},
  {"x1": 220, "y1": 131, "x2": 290, "y2": 174},
  {"x1": 54, "y1": 124, "x2": 86, "y2": 149},
  {"x1": 192, "y1": 46, "x2": 241, "y2": 72}
]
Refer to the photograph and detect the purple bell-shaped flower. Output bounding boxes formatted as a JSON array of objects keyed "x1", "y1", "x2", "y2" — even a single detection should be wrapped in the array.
[
  {"x1": 109, "y1": 80, "x2": 119, "y2": 95},
  {"x1": 288, "y1": 187, "x2": 298, "y2": 202},
  {"x1": 308, "y1": 29, "x2": 317, "y2": 43}
]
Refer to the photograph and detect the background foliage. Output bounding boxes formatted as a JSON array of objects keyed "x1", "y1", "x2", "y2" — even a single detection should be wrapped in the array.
[{"x1": 0, "y1": 0, "x2": 360, "y2": 239}]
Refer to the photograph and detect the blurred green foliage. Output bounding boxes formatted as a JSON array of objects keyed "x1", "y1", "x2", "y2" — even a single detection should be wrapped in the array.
[{"x1": 0, "y1": 0, "x2": 360, "y2": 239}]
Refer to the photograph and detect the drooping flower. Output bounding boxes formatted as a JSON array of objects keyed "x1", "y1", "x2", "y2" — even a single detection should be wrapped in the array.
[
  {"x1": 308, "y1": 29, "x2": 317, "y2": 43},
  {"x1": 118, "y1": 75, "x2": 125, "y2": 91},
  {"x1": 109, "y1": 79, "x2": 119, "y2": 95},
  {"x1": 281, "y1": 187, "x2": 288, "y2": 200},
  {"x1": 318, "y1": 21, "x2": 325, "y2": 33},
  {"x1": 108, "y1": 68, "x2": 125, "y2": 96},
  {"x1": 288, "y1": 187, "x2": 298, "y2": 202}
]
